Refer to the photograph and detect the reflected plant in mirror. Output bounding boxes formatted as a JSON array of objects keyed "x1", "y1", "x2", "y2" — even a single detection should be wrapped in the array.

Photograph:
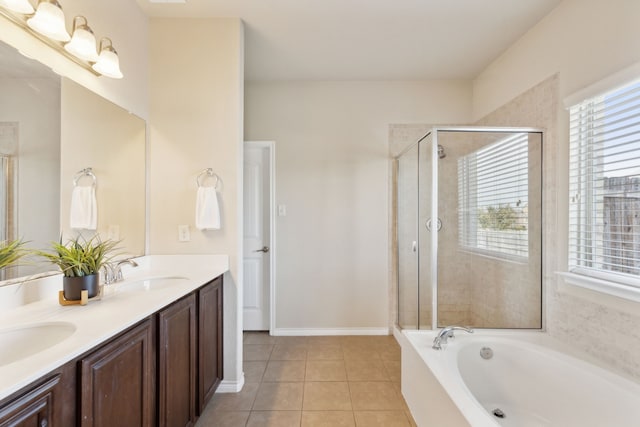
[{"x1": 0, "y1": 238, "x2": 28, "y2": 280}]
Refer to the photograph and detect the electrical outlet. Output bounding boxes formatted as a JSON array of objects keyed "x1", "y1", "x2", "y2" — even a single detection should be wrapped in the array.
[
  {"x1": 278, "y1": 204, "x2": 287, "y2": 216},
  {"x1": 178, "y1": 225, "x2": 190, "y2": 242}
]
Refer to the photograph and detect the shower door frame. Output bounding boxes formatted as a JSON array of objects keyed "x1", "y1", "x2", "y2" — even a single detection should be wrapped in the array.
[{"x1": 396, "y1": 125, "x2": 544, "y2": 330}]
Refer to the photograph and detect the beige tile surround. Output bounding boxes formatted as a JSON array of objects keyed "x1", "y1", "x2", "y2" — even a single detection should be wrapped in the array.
[{"x1": 196, "y1": 333, "x2": 415, "y2": 427}]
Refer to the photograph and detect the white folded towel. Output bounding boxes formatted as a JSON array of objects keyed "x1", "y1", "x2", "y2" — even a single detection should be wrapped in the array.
[
  {"x1": 195, "y1": 186, "x2": 221, "y2": 230},
  {"x1": 70, "y1": 186, "x2": 97, "y2": 230}
]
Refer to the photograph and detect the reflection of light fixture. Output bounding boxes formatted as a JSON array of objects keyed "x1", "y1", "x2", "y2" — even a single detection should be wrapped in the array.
[
  {"x1": 0, "y1": 0, "x2": 34, "y2": 14},
  {"x1": 64, "y1": 16, "x2": 98, "y2": 62},
  {"x1": 92, "y1": 37, "x2": 123, "y2": 79},
  {"x1": 27, "y1": 0, "x2": 70, "y2": 42}
]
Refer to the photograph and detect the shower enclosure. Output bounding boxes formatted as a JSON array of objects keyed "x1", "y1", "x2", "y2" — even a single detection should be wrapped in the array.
[{"x1": 396, "y1": 127, "x2": 542, "y2": 329}]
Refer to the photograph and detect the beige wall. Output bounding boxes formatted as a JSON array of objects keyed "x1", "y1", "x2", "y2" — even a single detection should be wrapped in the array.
[
  {"x1": 473, "y1": 0, "x2": 640, "y2": 380},
  {"x1": 246, "y1": 80, "x2": 471, "y2": 332},
  {"x1": 149, "y1": 18, "x2": 244, "y2": 386}
]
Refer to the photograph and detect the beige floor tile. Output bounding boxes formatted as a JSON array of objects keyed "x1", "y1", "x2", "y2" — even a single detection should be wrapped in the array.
[
  {"x1": 208, "y1": 383, "x2": 259, "y2": 412},
  {"x1": 349, "y1": 382, "x2": 404, "y2": 411},
  {"x1": 342, "y1": 347, "x2": 381, "y2": 361},
  {"x1": 379, "y1": 345, "x2": 401, "y2": 361},
  {"x1": 275, "y1": 336, "x2": 309, "y2": 346},
  {"x1": 354, "y1": 411, "x2": 411, "y2": 426},
  {"x1": 244, "y1": 361, "x2": 267, "y2": 383},
  {"x1": 263, "y1": 360, "x2": 306, "y2": 382},
  {"x1": 244, "y1": 332, "x2": 279, "y2": 345},
  {"x1": 307, "y1": 345, "x2": 344, "y2": 360},
  {"x1": 305, "y1": 360, "x2": 347, "y2": 381},
  {"x1": 303, "y1": 382, "x2": 352, "y2": 411},
  {"x1": 383, "y1": 360, "x2": 402, "y2": 382},
  {"x1": 271, "y1": 344, "x2": 307, "y2": 360},
  {"x1": 345, "y1": 360, "x2": 389, "y2": 381},
  {"x1": 305, "y1": 336, "x2": 344, "y2": 346},
  {"x1": 253, "y1": 382, "x2": 304, "y2": 410},
  {"x1": 246, "y1": 411, "x2": 301, "y2": 427},
  {"x1": 244, "y1": 344, "x2": 274, "y2": 361},
  {"x1": 195, "y1": 410, "x2": 250, "y2": 427},
  {"x1": 301, "y1": 411, "x2": 356, "y2": 427}
]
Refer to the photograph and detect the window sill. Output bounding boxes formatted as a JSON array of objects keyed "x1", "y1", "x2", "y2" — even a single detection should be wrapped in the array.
[{"x1": 556, "y1": 272, "x2": 640, "y2": 304}]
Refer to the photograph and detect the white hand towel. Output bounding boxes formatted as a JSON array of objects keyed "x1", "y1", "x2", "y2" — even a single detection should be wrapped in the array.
[
  {"x1": 70, "y1": 186, "x2": 97, "y2": 230},
  {"x1": 195, "y1": 186, "x2": 221, "y2": 230}
]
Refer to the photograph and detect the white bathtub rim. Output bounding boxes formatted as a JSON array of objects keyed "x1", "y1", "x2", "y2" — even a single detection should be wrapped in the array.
[{"x1": 403, "y1": 329, "x2": 640, "y2": 427}]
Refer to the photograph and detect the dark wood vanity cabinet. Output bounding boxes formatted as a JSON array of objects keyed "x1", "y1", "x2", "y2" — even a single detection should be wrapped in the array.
[
  {"x1": 157, "y1": 277, "x2": 224, "y2": 426},
  {"x1": 0, "y1": 376, "x2": 59, "y2": 427},
  {"x1": 79, "y1": 318, "x2": 155, "y2": 427},
  {"x1": 197, "y1": 276, "x2": 223, "y2": 414},
  {"x1": 158, "y1": 294, "x2": 197, "y2": 427},
  {"x1": 0, "y1": 274, "x2": 223, "y2": 427}
]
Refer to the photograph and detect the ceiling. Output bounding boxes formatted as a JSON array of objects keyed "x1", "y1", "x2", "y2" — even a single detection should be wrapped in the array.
[{"x1": 140, "y1": 0, "x2": 562, "y2": 82}]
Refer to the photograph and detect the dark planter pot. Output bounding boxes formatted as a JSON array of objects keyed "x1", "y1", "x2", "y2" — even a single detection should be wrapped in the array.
[{"x1": 63, "y1": 274, "x2": 100, "y2": 300}]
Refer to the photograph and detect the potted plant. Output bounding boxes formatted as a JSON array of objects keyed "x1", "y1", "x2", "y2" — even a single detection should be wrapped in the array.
[
  {"x1": 0, "y1": 238, "x2": 28, "y2": 271},
  {"x1": 38, "y1": 235, "x2": 118, "y2": 301}
]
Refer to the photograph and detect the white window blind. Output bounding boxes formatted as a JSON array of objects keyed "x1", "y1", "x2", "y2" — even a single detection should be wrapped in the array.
[
  {"x1": 458, "y1": 133, "x2": 529, "y2": 259},
  {"x1": 569, "y1": 80, "x2": 640, "y2": 285}
]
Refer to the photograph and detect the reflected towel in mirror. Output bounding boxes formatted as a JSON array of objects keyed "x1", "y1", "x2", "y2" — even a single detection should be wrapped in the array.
[
  {"x1": 70, "y1": 186, "x2": 97, "y2": 230},
  {"x1": 195, "y1": 186, "x2": 220, "y2": 230}
]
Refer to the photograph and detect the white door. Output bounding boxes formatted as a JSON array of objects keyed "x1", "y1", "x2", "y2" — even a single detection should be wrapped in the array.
[{"x1": 243, "y1": 143, "x2": 272, "y2": 331}]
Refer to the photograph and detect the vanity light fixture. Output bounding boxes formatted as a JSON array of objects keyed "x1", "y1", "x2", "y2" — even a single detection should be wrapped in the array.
[
  {"x1": 64, "y1": 16, "x2": 98, "y2": 62},
  {"x1": 92, "y1": 37, "x2": 123, "y2": 79},
  {"x1": 0, "y1": 0, "x2": 34, "y2": 14},
  {"x1": 26, "y1": 0, "x2": 70, "y2": 42},
  {"x1": 0, "y1": 0, "x2": 124, "y2": 78}
]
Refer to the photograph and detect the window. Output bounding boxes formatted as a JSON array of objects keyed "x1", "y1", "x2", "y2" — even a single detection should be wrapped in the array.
[
  {"x1": 569, "y1": 80, "x2": 640, "y2": 287},
  {"x1": 458, "y1": 133, "x2": 530, "y2": 260}
]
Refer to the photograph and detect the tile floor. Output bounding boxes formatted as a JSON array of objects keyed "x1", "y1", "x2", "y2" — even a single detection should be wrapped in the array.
[{"x1": 196, "y1": 332, "x2": 417, "y2": 427}]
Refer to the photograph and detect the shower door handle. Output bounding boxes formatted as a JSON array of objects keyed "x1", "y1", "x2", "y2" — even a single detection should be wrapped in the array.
[{"x1": 426, "y1": 218, "x2": 442, "y2": 232}]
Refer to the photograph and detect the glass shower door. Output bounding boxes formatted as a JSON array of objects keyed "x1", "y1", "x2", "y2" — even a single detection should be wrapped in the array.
[{"x1": 397, "y1": 144, "x2": 419, "y2": 328}]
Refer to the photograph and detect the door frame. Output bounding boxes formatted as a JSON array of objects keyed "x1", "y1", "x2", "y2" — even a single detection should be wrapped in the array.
[{"x1": 244, "y1": 140, "x2": 276, "y2": 334}]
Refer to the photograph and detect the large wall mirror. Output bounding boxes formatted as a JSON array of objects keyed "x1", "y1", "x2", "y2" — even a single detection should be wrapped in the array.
[{"x1": 0, "y1": 40, "x2": 145, "y2": 280}]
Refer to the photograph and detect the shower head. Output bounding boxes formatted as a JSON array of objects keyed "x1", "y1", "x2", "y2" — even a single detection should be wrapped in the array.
[{"x1": 437, "y1": 144, "x2": 446, "y2": 159}]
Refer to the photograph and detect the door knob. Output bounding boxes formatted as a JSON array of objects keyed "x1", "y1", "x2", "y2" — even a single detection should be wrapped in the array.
[{"x1": 254, "y1": 246, "x2": 270, "y2": 253}]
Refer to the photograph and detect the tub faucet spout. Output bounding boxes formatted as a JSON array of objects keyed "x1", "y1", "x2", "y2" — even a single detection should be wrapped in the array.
[{"x1": 432, "y1": 326, "x2": 473, "y2": 350}]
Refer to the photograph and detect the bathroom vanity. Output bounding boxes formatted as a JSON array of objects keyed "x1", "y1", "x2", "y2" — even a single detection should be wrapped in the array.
[{"x1": 0, "y1": 255, "x2": 227, "y2": 427}]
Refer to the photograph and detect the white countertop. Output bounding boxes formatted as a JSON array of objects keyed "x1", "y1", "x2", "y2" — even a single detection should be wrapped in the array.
[{"x1": 0, "y1": 254, "x2": 229, "y2": 401}]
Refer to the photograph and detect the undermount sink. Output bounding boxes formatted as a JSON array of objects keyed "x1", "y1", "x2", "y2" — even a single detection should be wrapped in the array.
[
  {"x1": 0, "y1": 322, "x2": 77, "y2": 367},
  {"x1": 119, "y1": 276, "x2": 189, "y2": 292}
]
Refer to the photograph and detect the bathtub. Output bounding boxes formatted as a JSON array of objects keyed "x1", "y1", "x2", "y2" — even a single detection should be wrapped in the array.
[{"x1": 400, "y1": 329, "x2": 640, "y2": 427}]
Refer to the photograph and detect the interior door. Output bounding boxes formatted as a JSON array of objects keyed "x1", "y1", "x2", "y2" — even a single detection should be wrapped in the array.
[{"x1": 243, "y1": 144, "x2": 271, "y2": 331}]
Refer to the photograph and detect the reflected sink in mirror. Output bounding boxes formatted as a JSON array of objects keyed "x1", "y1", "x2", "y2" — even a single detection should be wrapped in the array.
[
  {"x1": 0, "y1": 322, "x2": 77, "y2": 367},
  {"x1": 118, "y1": 276, "x2": 189, "y2": 292}
]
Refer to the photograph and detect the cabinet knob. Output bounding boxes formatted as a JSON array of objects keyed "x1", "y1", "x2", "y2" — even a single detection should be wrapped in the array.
[{"x1": 40, "y1": 418, "x2": 48, "y2": 427}]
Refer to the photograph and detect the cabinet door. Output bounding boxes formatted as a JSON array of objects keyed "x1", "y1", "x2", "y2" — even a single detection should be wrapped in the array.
[
  {"x1": 0, "y1": 376, "x2": 59, "y2": 427},
  {"x1": 197, "y1": 276, "x2": 223, "y2": 414},
  {"x1": 158, "y1": 294, "x2": 196, "y2": 427},
  {"x1": 79, "y1": 319, "x2": 154, "y2": 427}
]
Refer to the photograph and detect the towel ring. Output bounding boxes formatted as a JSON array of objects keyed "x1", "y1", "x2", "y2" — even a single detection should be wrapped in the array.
[
  {"x1": 73, "y1": 167, "x2": 97, "y2": 187},
  {"x1": 196, "y1": 168, "x2": 220, "y2": 189}
]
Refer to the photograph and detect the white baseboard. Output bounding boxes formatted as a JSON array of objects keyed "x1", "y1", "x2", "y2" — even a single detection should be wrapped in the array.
[
  {"x1": 215, "y1": 373, "x2": 245, "y2": 393},
  {"x1": 272, "y1": 327, "x2": 390, "y2": 336}
]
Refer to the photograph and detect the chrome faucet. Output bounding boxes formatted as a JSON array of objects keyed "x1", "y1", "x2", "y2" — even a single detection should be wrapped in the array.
[
  {"x1": 114, "y1": 259, "x2": 138, "y2": 282},
  {"x1": 432, "y1": 325, "x2": 474, "y2": 350},
  {"x1": 102, "y1": 259, "x2": 138, "y2": 285}
]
